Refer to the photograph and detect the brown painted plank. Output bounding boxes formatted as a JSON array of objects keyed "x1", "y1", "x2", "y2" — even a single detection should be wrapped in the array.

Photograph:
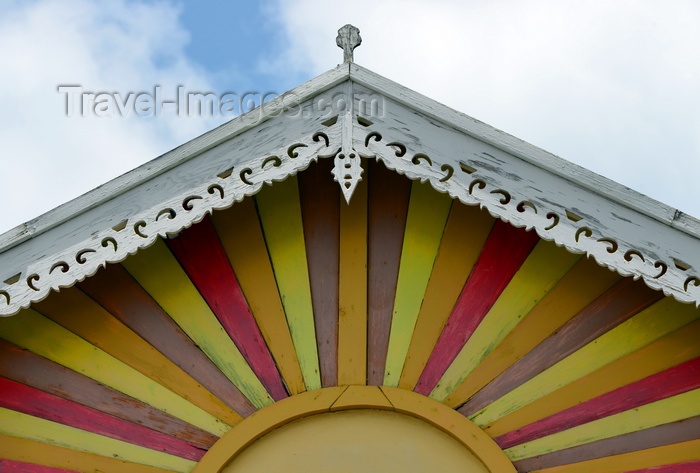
[
  {"x1": 366, "y1": 159, "x2": 411, "y2": 386},
  {"x1": 77, "y1": 263, "x2": 256, "y2": 418},
  {"x1": 459, "y1": 277, "x2": 663, "y2": 416},
  {"x1": 0, "y1": 339, "x2": 217, "y2": 449},
  {"x1": 513, "y1": 416, "x2": 700, "y2": 471},
  {"x1": 298, "y1": 158, "x2": 340, "y2": 388}
]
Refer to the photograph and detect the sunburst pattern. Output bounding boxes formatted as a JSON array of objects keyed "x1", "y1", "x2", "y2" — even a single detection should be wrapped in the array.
[{"x1": 0, "y1": 158, "x2": 698, "y2": 472}]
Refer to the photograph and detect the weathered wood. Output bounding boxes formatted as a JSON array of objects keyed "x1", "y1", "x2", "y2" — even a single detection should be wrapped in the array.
[
  {"x1": 166, "y1": 216, "x2": 287, "y2": 400},
  {"x1": 0, "y1": 377, "x2": 205, "y2": 461},
  {"x1": 0, "y1": 461, "x2": 77, "y2": 473},
  {"x1": 485, "y1": 318, "x2": 700, "y2": 438},
  {"x1": 298, "y1": 159, "x2": 340, "y2": 388},
  {"x1": 513, "y1": 416, "x2": 700, "y2": 471},
  {"x1": 443, "y1": 257, "x2": 620, "y2": 408},
  {"x1": 367, "y1": 160, "x2": 411, "y2": 386},
  {"x1": 415, "y1": 220, "x2": 539, "y2": 395},
  {"x1": 0, "y1": 340, "x2": 217, "y2": 449},
  {"x1": 626, "y1": 461, "x2": 700, "y2": 473},
  {"x1": 461, "y1": 277, "x2": 663, "y2": 416},
  {"x1": 498, "y1": 357, "x2": 700, "y2": 449},
  {"x1": 430, "y1": 240, "x2": 581, "y2": 401},
  {"x1": 77, "y1": 263, "x2": 256, "y2": 417}
]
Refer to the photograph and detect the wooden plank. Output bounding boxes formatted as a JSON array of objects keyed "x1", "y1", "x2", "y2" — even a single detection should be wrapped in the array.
[
  {"x1": 529, "y1": 439, "x2": 700, "y2": 473},
  {"x1": 443, "y1": 257, "x2": 620, "y2": 408},
  {"x1": 121, "y1": 238, "x2": 274, "y2": 409},
  {"x1": 485, "y1": 318, "x2": 700, "y2": 438},
  {"x1": 0, "y1": 339, "x2": 218, "y2": 449},
  {"x1": 255, "y1": 177, "x2": 322, "y2": 390},
  {"x1": 398, "y1": 196, "x2": 492, "y2": 390},
  {"x1": 430, "y1": 240, "x2": 581, "y2": 401},
  {"x1": 627, "y1": 461, "x2": 700, "y2": 473},
  {"x1": 166, "y1": 215, "x2": 287, "y2": 400},
  {"x1": 497, "y1": 356, "x2": 700, "y2": 449},
  {"x1": 367, "y1": 160, "x2": 411, "y2": 386},
  {"x1": 514, "y1": 416, "x2": 700, "y2": 471},
  {"x1": 337, "y1": 164, "x2": 368, "y2": 386},
  {"x1": 0, "y1": 461, "x2": 77, "y2": 473},
  {"x1": 0, "y1": 308, "x2": 229, "y2": 436},
  {"x1": 34, "y1": 285, "x2": 242, "y2": 427},
  {"x1": 461, "y1": 277, "x2": 663, "y2": 416},
  {"x1": 382, "y1": 180, "x2": 452, "y2": 386},
  {"x1": 298, "y1": 158, "x2": 340, "y2": 388},
  {"x1": 78, "y1": 263, "x2": 256, "y2": 418},
  {"x1": 415, "y1": 220, "x2": 540, "y2": 395},
  {"x1": 212, "y1": 198, "x2": 305, "y2": 395},
  {"x1": 0, "y1": 408, "x2": 196, "y2": 472},
  {"x1": 0, "y1": 377, "x2": 205, "y2": 461},
  {"x1": 0, "y1": 434, "x2": 180, "y2": 473},
  {"x1": 470, "y1": 297, "x2": 700, "y2": 427}
]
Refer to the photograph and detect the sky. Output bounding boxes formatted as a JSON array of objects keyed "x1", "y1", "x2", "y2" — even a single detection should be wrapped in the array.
[{"x1": 0, "y1": 0, "x2": 698, "y2": 236}]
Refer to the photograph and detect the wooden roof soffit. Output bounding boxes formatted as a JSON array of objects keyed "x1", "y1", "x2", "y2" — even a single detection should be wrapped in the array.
[{"x1": 0, "y1": 25, "x2": 699, "y2": 314}]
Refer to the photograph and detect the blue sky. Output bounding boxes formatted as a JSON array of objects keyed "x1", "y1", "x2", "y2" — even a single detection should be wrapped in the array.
[{"x1": 1, "y1": 0, "x2": 699, "y2": 235}]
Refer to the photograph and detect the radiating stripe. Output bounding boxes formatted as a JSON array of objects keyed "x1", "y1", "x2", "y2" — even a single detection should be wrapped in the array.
[
  {"x1": 443, "y1": 257, "x2": 620, "y2": 408},
  {"x1": 0, "y1": 408, "x2": 196, "y2": 472},
  {"x1": 0, "y1": 309, "x2": 228, "y2": 436},
  {"x1": 0, "y1": 461, "x2": 77, "y2": 473},
  {"x1": 415, "y1": 220, "x2": 540, "y2": 395},
  {"x1": 485, "y1": 318, "x2": 700, "y2": 438},
  {"x1": 529, "y1": 439, "x2": 700, "y2": 473},
  {"x1": 367, "y1": 159, "x2": 411, "y2": 386},
  {"x1": 0, "y1": 339, "x2": 217, "y2": 449},
  {"x1": 514, "y1": 416, "x2": 700, "y2": 471},
  {"x1": 398, "y1": 202, "x2": 494, "y2": 390},
  {"x1": 430, "y1": 240, "x2": 581, "y2": 401},
  {"x1": 383, "y1": 181, "x2": 452, "y2": 386},
  {"x1": 0, "y1": 434, "x2": 175, "y2": 473},
  {"x1": 78, "y1": 263, "x2": 256, "y2": 418},
  {"x1": 255, "y1": 177, "x2": 322, "y2": 390},
  {"x1": 121, "y1": 239, "x2": 273, "y2": 409},
  {"x1": 471, "y1": 297, "x2": 700, "y2": 427},
  {"x1": 34, "y1": 286, "x2": 241, "y2": 427},
  {"x1": 166, "y1": 215, "x2": 287, "y2": 400},
  {"x1": 627, "y1": 461, "x2": 700, "y2": 472},
  {"x1": 298, "y1": 158, "x2": 340, "y2": 388},
  {"x1": 498, "y1": 357, "x2": 700, "y2": 448},
  {"x1": 338, "y1": 169, "x2": 368, "y2": 385},
  {"x1": 461, "y1": 277, "x2": 663, "y2": 416},
  {"x1": 0, "y1": 377, "x2": 204, "y2": 461}
]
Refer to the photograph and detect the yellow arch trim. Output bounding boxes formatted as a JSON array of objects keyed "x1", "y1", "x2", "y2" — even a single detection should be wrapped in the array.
[{"x1": 194, "y1": 386, "x2": 516, "y2": 473}]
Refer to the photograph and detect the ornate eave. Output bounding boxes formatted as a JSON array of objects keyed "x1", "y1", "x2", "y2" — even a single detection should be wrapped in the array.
[{"x1": 1, "y1": 62, "x2": 699, "y2": 316}]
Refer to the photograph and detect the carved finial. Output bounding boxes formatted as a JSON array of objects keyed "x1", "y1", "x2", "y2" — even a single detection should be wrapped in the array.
[{"x1": 336, "y1": 24, "x2": 361, "y2": 63}]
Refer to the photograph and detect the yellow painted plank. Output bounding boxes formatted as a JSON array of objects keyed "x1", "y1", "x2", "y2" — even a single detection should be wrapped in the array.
[
  {"x1": 485, "y1": 317, "x2": 700, "y2": 437},
  {"x1": 506, "y1": 388, "x2": 700, "y2": 461},
  {"x1": 0, "y1": 308, "x2": 228, "y2": 436},
  {"x1": 531, "y1": 439, "x2": 700, "y2": 473},
  {"x1": 331, "y1": 385, "x2": 393, "y2": 411},
  {"x1": 444, "y1": 258, "x2": 620, "y2": 408},
  {"x1": 431, "y1": 240, "x2": 581, "y2": 401},
  {"x1": 36, "y1": 287, "x2": 241, "y2": 427},
  {"x1": 0, "y1": 408, "x2": 196, "y2": 472},
  {"x1": 471, "y1": 297, "x2": 700, "y2": 427},
  {"x1": 338, "y1": 176, "x2": 368, "y2": 385},
  {"x1": 121, "y1": 239, "x2": 273, "y2": 409},
  {"x1": 255, "y1": 178, "x2": 321, "y2": 391},
  {"x1": 0, "y1": 434, "x2": 176, "y2": 473},
  {"x1": 383, "y1": 181, "x2": 452, "y2": 386},
  {"x1": 211, "y1": 199, "x2": 305, "y2": 395},
  {"x1": 398, "y1": 203, "x2": 494, "y2": 390}
]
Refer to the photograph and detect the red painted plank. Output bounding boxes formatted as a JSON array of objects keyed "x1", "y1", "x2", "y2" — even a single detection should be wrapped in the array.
[
  {"x1": 78, "y1": 263, "x2": 256, "y2": 418},
  {"x1": 0, "y1": 461, "x2": 77, "y2": 473},
  {"x1": 298, "y1": 158, "x2": 340, "y2": 388},
  {"x1": 497, "y1": 357, "x2": 700, "y2": 449},
  {"x1": 459, "y1": 277, "x2": 663, "y2": 416},
  {"x1": 0, "y1": 339, "x2": 217, "y2": 449},
  {"x1": 0, "y1": 377, "x2": 205, "y2": 461},
  {"x1": 628, "y1": 461, "x2": 700, "y2": 472},
  {"x1": 415, "y1": 220, "x2": 540, "y2": 395},
  {"x1": 367, "y1": 160, "x2": 411, "y2": 386},
  {"x1": 166, "y1": 215, "x2": 287, "y2": 401}
]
